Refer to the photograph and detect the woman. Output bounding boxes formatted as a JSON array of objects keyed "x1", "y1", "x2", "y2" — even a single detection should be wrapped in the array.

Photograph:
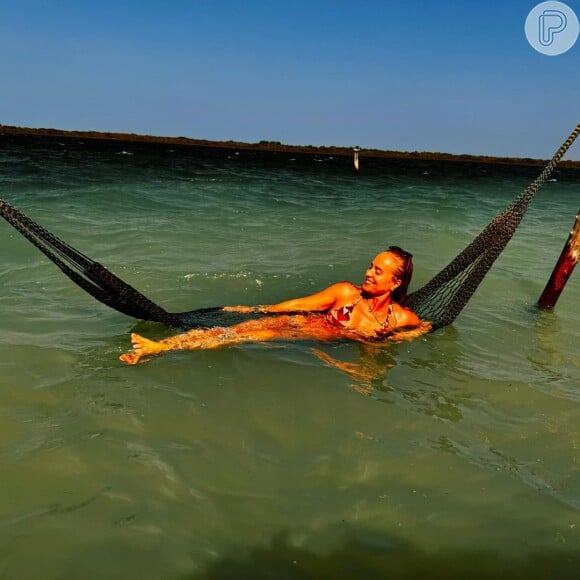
[{"x1": 119, "y1": 246, "x2": 431, "y2": 364}]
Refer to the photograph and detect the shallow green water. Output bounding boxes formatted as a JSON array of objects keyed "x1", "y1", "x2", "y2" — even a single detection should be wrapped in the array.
[{"x1": 1, "y1": 140, "x2": 579, "y2": 579}]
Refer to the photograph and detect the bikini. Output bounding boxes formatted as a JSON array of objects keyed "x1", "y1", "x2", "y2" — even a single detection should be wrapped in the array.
[
  {"x1": 326, "y1": 296, "x2": 362, "y2": 328},
  {"x1": 326, "y1": 295, "x2": 396, "y2": 336}
]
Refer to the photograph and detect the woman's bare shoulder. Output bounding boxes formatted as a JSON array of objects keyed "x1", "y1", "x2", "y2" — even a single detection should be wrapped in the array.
[
  {"x1": 329, "y1": 281, "x2": 360, "y2": 299},
  {"x1": 393, "y1": 303, "x2": 422, "y2": 328}
]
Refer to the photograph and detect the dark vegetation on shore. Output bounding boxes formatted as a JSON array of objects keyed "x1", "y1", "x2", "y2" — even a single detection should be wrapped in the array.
[{"x1": 2, "y1": 124, "x2": 579, "y2": 169}]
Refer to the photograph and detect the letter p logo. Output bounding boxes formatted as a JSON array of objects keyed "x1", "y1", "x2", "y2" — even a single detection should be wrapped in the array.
[
  {"x1": 539, "y1": 9, "x2": 567, "y2": 45},
  {"x1": 525, "y1": 1, "x2": 579, "y2": 55}
]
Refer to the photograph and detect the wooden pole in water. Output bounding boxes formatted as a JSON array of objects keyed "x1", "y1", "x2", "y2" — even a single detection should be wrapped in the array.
[
  {"x1": 538, "y1": 209, "x2": 580, "y2": 309},
  {"x1": 353, "y1": 146, "x2": 360, "y2": 174}
]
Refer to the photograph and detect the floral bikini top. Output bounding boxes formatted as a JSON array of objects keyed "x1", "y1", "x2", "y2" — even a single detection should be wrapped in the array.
[{"x1": 326, "y1": 295, "x2": 395, "y2": 337}]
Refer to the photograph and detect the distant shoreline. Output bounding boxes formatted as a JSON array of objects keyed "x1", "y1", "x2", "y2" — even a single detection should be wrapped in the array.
[{"x1": 1, "y1": 124, "x2": 579, "y2": 169}]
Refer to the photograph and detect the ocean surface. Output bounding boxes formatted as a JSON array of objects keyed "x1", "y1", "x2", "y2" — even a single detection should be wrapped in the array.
[{"x1": 1, "y1": 137, "x2": 579, "y2": 579}]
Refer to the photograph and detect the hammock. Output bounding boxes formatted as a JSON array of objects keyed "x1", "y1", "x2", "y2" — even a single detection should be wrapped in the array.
[
  {"x1": 407, "y1": 124, "x2": 580, "y2": 328},
  {"x1": 1, "y1": 125, "x2": 579, "y2": 330}
]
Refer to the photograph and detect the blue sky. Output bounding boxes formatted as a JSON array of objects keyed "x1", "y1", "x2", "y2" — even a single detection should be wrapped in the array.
[{"x1": 1, "y1": 0, "x2": 579, "y2": 159}]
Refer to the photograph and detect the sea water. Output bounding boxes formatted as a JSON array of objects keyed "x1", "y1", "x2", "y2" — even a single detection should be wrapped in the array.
[{"x1": 0, "y1": 138, "x2": 579, "y2": 579}]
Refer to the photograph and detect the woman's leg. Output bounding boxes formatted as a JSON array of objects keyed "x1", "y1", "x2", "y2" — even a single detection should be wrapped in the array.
[{"x1": 119, "y1": 315, "x2": 338, "y2": 364}]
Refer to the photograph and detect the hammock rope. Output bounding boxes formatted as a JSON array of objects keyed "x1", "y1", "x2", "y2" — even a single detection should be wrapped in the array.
[
  {"x1": 407, "y1": 124, "x2": 580, "y2": 327},
  {"x1": 0, "y1": 198, "x2": 178, "y2": 325}
]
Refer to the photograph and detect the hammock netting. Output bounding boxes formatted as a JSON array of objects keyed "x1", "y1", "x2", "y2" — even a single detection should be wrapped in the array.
[
  {"x1": 1, "y1": 124, "x2": 579, "y2": 331},
  {"x1": 407, "y1": 123, "x2": 580, "y2": 327}
]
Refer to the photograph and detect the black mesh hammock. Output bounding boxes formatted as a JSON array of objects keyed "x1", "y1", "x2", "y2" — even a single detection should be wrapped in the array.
[
  {"x1": 408, "y1": 124, "x2": 580, "y2": 328},
  {"x1": 1, "y1": 124, "x2": 579, "y2": 331}
]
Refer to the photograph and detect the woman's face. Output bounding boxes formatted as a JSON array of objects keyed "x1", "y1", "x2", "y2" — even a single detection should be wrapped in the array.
[{"x1": 361, "y1": 252, "x2": 403, "y2": 297}]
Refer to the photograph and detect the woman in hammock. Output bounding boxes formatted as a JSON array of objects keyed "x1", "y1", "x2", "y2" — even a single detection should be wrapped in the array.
[{"x1": 120, "y1": 246, "x2": 432, "y2": 365}]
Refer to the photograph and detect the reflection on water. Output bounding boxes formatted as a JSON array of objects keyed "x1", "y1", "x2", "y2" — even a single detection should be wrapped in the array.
[
  {"x1": 1, "y1": 140, "x2": 579, "y2": 578},
  {"x1": 313, "y1": 342, "x2": 398, "y2": 395}
]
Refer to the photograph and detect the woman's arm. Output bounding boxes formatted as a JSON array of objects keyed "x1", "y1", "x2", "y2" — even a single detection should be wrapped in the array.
[
  {"x1": 387, "y1": 305, "x2": 431, "y2": 339},
  {"x1": 223, "y1": 281, "x2": 357, "y2": 314},
  {"x1": 395, "y1": 306, "x2": 422, "y2": 329}
]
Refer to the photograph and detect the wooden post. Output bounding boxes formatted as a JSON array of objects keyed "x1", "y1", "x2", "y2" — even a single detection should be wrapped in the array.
[{"x1": 538, "y1": 209, "x2": 580, "y2": 309}]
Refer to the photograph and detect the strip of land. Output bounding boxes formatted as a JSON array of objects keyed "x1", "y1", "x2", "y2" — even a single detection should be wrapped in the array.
[{"x1": 1, "y1": 124, "x2": 579, "y2": 168}]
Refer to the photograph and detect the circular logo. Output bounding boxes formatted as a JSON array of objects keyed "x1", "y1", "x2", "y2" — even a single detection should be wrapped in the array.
[{"x1": 525, "y1": 1, "x2": 579, "y2": 55}]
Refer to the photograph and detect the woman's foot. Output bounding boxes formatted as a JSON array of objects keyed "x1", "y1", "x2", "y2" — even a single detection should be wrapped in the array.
[{"x1": 119, "y1": 333, "x2": 162, "y2": 365}]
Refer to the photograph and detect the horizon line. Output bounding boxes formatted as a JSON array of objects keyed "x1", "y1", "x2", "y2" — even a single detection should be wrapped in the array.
[{"x1": 1, "y1": 124, "x2": 579, "y2": 169}]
